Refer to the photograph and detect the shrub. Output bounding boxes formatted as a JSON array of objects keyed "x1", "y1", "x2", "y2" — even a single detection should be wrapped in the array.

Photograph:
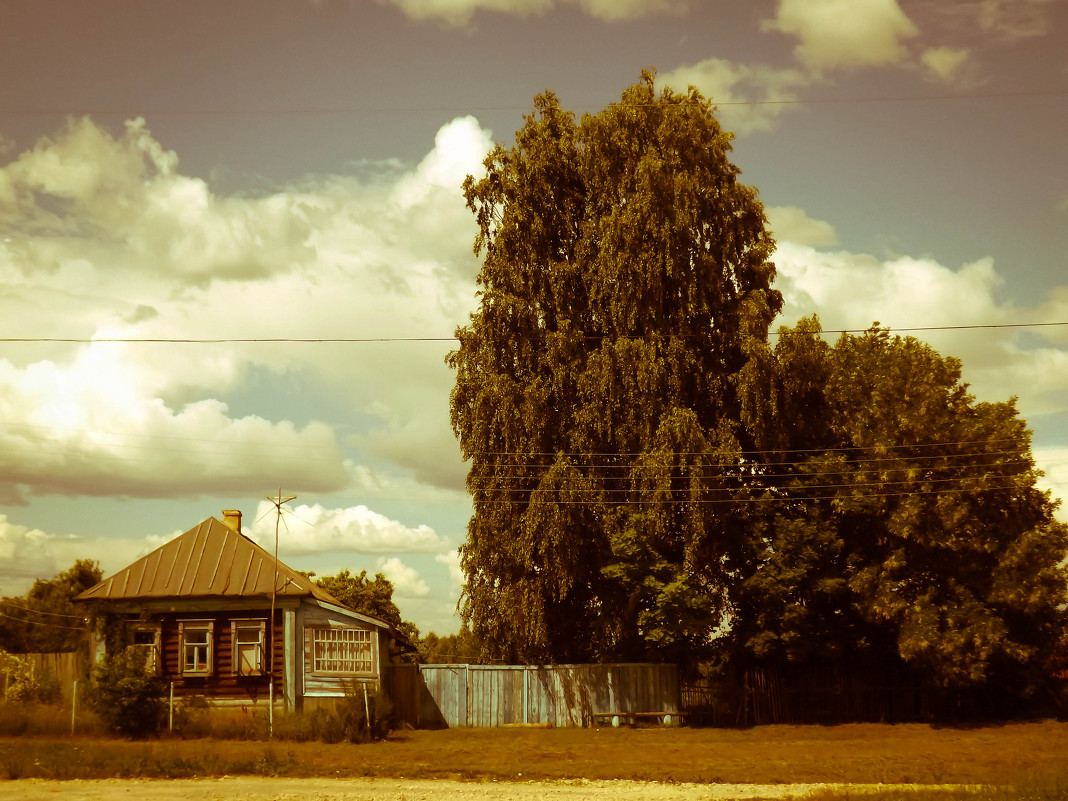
[
  {"x1": 85, "y1": 647, "x2": 166, "y2": 737},
  {"x1": 0, "y1": 649, "x2": 61, "y2": 704}
]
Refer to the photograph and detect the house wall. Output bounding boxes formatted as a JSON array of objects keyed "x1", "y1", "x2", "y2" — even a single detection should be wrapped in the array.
[
  {"x1": 148, "y1": 609, "x2": 282, "y2": 702},
  {"x1": 296, "y1": 603, "x2": 383, "y2": 701}
]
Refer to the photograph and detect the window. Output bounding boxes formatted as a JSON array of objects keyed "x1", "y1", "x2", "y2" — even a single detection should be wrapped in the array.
[
  {"x1": 179, "y1": 620, "x2": 214, "y2": 676},
  {"x1": 311, "y1": 627, "x2": 373, "y2": 675},
  {"x1": 130, "y1": 624, "x2": 161, "y2": 674},
  {"x1": 231, "y1": 619, "x2": 266, "y2": 676}
]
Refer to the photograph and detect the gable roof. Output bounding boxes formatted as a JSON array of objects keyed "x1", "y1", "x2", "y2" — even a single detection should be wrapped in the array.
[{"x1": 75, "y1": 516, "x2": 343, "y2": 607}]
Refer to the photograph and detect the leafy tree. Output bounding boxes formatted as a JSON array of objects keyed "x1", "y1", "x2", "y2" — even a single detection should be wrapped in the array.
[
  {"x1": 732, "y1": 320, "x2": 1068, "y2": 694},
  {"x1": 416, "y1": 628, "x2": 481, "y2": 664},
  {"x1": 450, "y1": 72, "x2": 781, "y2": 663},
  {"x1": 312, "y1": 569, "x2": 419, "y2": 644},
  {"x1": 0, "y1": 560, "x2": 102, "y2": 653},
  {"x1": 86, "y1": 647, "x2": 166, "y2": 737}
]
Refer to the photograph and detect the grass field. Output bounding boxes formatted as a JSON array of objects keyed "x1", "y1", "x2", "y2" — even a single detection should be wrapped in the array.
[{"x1": 1, "y1": 720, "x2": 1066, "y2": 791}]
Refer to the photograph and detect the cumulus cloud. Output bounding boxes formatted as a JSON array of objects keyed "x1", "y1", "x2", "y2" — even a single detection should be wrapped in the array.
[
  {"x1": 773, "y1": 239, "x2": 1068, "y2": 422},
  {"x1": 375, "y1": 556, "x2": 431, "y2": 598},
  {"x1": 435, "y1": 548, "x2": 464, "y2": 587},
  {"x1": 920, "y1": 46, "x2": 972, "y2": 83},
  {"x1": 248, "y1": 501, "x2": 446, "y2": 555},
  {"x1": 0, "y1": 346, "x2": 348, "y2": 500},
  {"x1": 763, "y1": 0, "x2": 919, "y2": 73},
  {"x1": 0, "y1": 114, "x2": 493, "y2": 501},
  {"x1": 381, "y1": 0, "x2": 688, "y2": 26},
  {"x1": 658, "y1": 58, "x2": 809, "y2": 135},
  {"x1": 1034, "y1": 447, "x2": 1068, "y2": 523},
  {"x1": 0, "y1": 515, "x2": 179, "y2": 595},
  {"x1": 917, "y1": 0, "x2": 1055, "y2": 41},
  {"x1": 765, "y1": 206, "x2": 838, "y2": 248},
  {"x1": 0, "y1": 118, "x2": 313, "y2": 286}
]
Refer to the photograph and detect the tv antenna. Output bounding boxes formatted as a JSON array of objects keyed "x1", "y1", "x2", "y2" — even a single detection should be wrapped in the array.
[{"x1": 265, "y1": 489, "x2": 296, "y2": 737}]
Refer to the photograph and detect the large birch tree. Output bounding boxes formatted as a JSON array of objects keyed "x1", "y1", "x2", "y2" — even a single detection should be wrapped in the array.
[{"x1": 449, "y1": 73, "x2": 781, "y2": 663}]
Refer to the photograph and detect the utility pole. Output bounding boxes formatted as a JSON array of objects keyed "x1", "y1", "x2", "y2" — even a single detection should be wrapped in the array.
[{"x1": 265, "y1": 489, "x2": 296, "y2": 737}]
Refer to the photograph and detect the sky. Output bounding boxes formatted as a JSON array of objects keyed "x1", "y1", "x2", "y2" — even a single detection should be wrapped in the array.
[{"x1": 0, "y1": 0, "x2": 1066, "y2": 637}]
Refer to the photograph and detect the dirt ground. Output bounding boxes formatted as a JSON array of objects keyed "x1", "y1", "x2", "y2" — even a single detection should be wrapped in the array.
[{"x1": 0, "y1": 777, "x2": 921, "y2": 800}]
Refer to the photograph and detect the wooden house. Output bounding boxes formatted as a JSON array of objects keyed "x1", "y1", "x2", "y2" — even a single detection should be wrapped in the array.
[{"x1": 74, "y1": 510, "x2": 409, "y2": 711}]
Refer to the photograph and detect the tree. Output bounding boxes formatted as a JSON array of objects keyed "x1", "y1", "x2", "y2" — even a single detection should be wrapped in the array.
[
  {"x1": 86, "y1": 647, "x2": 166, "y2": 737},
  {"x1": 449, "y1": 72, "x2": 782, "y2": 663},
  {"x1": 732, "y1": 320, "x2": 1068, "y2": 695},
  {"x1": 312, "y1": 569, "x2": 419, "y2": 643},
  {"x1": 0, "y1": 560, "x2": 102, "y2": 653}
]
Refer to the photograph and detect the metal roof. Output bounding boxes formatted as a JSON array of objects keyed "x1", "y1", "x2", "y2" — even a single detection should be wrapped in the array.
[{"x1": 75, "y1": 516, "x2": 344, "y2": 606}]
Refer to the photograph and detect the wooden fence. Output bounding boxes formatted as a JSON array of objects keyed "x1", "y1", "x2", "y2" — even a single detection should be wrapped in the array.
[
  {"x1": 385, "y1": 663, "x2": 680, "y2": 728},
  {"x1": 1, "y1": 652, "x2": 88, "y2": 703},
  {"x1": 682, "y1": 664, "x2": 937, "y2": 726}
]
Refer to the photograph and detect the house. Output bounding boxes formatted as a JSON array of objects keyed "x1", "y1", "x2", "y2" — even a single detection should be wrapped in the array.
[{"x1": 74, "y1": 510, "x2": 409, "y2": 711}]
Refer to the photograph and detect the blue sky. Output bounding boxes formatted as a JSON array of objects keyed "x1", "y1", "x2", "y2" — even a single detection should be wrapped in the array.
[{"x1": 1, "y1": 0, "x2": 1066, "y2": 635}]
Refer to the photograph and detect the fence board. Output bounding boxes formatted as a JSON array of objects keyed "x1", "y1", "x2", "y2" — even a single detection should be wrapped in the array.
[
  {"x1": 387, "y1": 663, "x2": 679, "y2": 729},
  {"x1": 22, "y1": 652, "x2": 87, "y2": 703}
]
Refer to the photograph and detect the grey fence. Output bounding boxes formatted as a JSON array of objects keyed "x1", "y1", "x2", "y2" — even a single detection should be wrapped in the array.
[{"x1": 385, "y1": 662, "x2": 679, "y2": 729}]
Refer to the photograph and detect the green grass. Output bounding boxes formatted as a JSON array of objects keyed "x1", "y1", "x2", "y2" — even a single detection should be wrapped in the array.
[{"x1": 0, "y1": 721, "x2": 1066, "y2": 790}]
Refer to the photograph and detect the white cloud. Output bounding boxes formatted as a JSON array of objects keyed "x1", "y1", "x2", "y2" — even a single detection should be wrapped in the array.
[
  {"x1": 765, "y1": 206, "x2": 838, "y2": 248},
  {"x1": 774, "y1": 240, "x2": 1068, "y2": 423},
  {"x1": 973, "y1": 0, "x2": 1054, "y2": 40},
  {"x1": 764, "y1": 0, "x2": 919, "y2": 73},
  {"x1": 0, "y1": 515, "x2": 180, "y2": 596},
  {"x1": 381, "y1": 0, "x2": 688, "y2": 26},
  {"x1": 248, "y1": 501, "x2": 446, "y2": 555},
  {"x1": 0, "y1": 118, "x2": 313, "y2": 286},
  {"x1": 375, "y1": 556, "x2": 431, "y2": 598},
  {"x1": 658, "y1": 58, "x2": 809, "y2": 135},
  {"x1": 0, "y1": 347, "x2": 348, "y2": 500},
  {"x1": 435, "y1": 548, "x2": 464, "y2": 587},
  {"x1": 920, "y1": 46, "x2": 972, "y2": 83},
  {"x1": 0, "y1": 114, "x2": 493, "y2": 500},
  {"x1": 1034, "y1": 447, "x2": 1068, "y2": 523}
]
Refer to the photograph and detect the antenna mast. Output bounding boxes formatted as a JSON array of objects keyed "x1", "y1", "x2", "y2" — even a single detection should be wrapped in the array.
[{"x1": 266, "y1": 489, "x2": 296, "y2": 736}]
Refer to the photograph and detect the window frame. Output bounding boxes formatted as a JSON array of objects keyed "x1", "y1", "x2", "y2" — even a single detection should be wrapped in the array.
[
  {"x1": 178, "y1": 619, "x2": 214, "y2": 677},
  {"x1": 309, "y1": 626, "x2": 374, "y2": 677},
  {"x1": 230, "y1": 618, "x2": 267, "y2": 677},
  {"x1": 129, "y1": 623, "x2": 161, "y2": 675}
]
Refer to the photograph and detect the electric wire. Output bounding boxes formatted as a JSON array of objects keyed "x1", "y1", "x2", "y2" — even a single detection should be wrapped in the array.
[
  {"x1": 2, "y1": 320, "x2": 1067, "y2": 344},
  {"x1": 0, "y1": 600, "x2": 85, "y2": 620}
]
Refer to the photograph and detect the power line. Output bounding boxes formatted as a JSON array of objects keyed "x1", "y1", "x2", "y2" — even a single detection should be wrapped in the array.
[
  {"x1": 1, "y1": 88, "x2": 1064, "y2": 117},
  {"x1": 2, "y1": 321, "x2": 1065, "y2": 344},
  {"x1": 0, "y1": 600, "x2": 84, "y2": 621},
  {"x1": 0, "y1": 611, "x2": 87, "y2": 632}
]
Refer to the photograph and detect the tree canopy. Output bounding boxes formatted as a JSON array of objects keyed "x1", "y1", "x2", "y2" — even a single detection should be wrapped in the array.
[
  {"x1": 449, "y1": 74, "x2": 1067, "y2": 699},
  {"x1": 0, "y1": 559, "x2": 102, "y2": 653},
  {"x1": 312, "y1": 569, "x2": 419, "y2": 643},
  {"x1": 449, "y1": 73, "x2": 781, "y2": 663},
  {"x1": 732, "y1": 320, "x2": 1068, "y2": 691}
]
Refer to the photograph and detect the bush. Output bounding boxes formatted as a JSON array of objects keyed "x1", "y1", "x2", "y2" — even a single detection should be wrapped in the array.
[
  {"x1": 85, "y1": 647, "x2": 166, "y2": 737},
  {"x1": 0, "y1": 649, "x2": 61, "y2": 704}
]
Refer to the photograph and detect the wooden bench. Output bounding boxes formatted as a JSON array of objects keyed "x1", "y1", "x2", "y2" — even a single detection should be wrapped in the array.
[{"x1": 592, "y1": 711, "x2": 686, "y2": 727}]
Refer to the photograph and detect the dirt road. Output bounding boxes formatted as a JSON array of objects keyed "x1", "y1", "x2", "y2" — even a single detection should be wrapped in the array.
[{"x1": 0, "y1": 777, "x2": 900, "y2": 800}]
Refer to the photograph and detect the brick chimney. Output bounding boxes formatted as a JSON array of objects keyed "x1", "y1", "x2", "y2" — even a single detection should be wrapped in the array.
[{"x1": 221, "y1": 509, "x2": 242, "y2": 534}]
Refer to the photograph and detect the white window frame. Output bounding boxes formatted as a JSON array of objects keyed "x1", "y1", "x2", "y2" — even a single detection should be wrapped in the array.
[
  {"x1": 130, "y1": 623, "x2": 161, "y2": 675},
  {"x1": 178, "y1": 620, "x2": 214, "y2": 676},
  {"x1": 310, "y1": 627, "x2": 374, "y2": 676},
  {"x1": 231, "y1": 618, "x2": 267, "y2": 676}
]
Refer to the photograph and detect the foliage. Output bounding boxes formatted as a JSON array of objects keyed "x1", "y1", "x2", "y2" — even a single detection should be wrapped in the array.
[
  {"x1": 0, "y1": 559, "x2": 102, "y2": 653},
  {"x1": 311, "y1": 569, "x2": 419, "y2": 645},
  {"x1": 731, "y1": 319, "x2": 1068, "y2": 694},
  {"x1": 416, "y1": 628, "x2": 481, "y2": 663},
  {"x1": 86, "y1": 646, "x2": 166, "y2": 738},
  {"x1": 450, "y1": 72, "x2": 781, "y2": 663},
  {"x1": 0, "y1": 649, "x2": 61, "y2": 704}
]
